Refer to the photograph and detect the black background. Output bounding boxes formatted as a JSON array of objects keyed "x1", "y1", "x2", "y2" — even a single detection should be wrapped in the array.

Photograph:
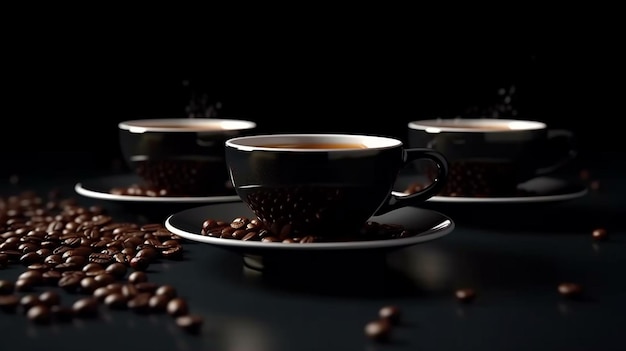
[{"x1": 2, "y1": 36, "x2": 619, "y2": 177}]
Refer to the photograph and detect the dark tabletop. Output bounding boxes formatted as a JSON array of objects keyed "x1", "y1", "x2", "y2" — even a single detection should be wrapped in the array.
[{"x1": 1, "y1": 152, "x2": 624, "y2": 351}]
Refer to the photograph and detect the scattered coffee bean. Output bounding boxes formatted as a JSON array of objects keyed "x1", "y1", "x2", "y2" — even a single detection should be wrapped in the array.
[
  {"x1": 175, "y1": 314, "x2": 204, "y2": 334},
  {"x1": 167, "y1": 297, "x2": 189, "y2": 317},
  {"x1": 592, "y1": 228, "x2": 608, "y2": 241},
  {"x1": 455, "y1": 288, "x2": 476, "y2": 303},
  {"x1": 364, "y1": 319, "x2": 392, "y2": 342},
  {"x1": 558, "y1": 282, "x2": 583, "y2": 299},
  {"x1": 104, "y1": 292, "x2": 128, "y2": 309},
  {"x1": 27, "y1": 304, "x2": 52, "y2": 324},
  {"x1": 128, "y1": 271, "x2": 148, "y2": 284},
  {"x1": 0, "y1": 280, "x2": 15, "y2": 295},
  {"x1": 72, "y1": 297, "x2": 99, "y2": 318},
  {"x1": 39, "y1": 290, "x2": 61, "y2": 306},
  {"x1": 378, "y1": 305, "x2": 401, "y2": 325},
  {"x1": 20, "y1": 294, "x2": 41, "y2": 313},
  {"x1": 0, "y1": 294, "x2": 20, "y2": 313}
]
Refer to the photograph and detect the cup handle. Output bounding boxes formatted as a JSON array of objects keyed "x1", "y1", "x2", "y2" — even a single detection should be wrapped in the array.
[
  {"x1": 535, "y1": 129, "x2": 577, "y2": 175},
  {"x1": 375, "y1": 148, "x2": 449, "y2": 215}
]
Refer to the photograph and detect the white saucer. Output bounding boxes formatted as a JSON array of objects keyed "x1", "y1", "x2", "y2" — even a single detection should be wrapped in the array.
[
  {"x1": 393, "y1": 174, "x2": 588, "y2": 205},
  {"x1": 165, "y1": 202, "x2": 454, "y2": 253},
  {"x1": 74, "y1": 174, "x2": 241, "y2": 204}
]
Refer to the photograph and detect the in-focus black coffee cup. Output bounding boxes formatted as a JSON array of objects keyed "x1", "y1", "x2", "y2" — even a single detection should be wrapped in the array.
[
  {"x1": 118, "y1": 118, "x2": 257, "y2": 196},
  {"x1": 407, "y1": 118, "x2": 576, "y2": 197},
  {"x1": 225, "y1": 133, "x2": 449, "y2": 240}
]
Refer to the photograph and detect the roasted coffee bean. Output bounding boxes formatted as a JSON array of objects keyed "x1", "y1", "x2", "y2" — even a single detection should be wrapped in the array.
[
  {"x1": 0, "y1": 294, "x2": 20, "y2": 313},
  {"x1": 94, "y1": 273, "x2": 116, "y2": 286},
  {"x1": 364, "y1": 319, "x2": 392, "y2": 342},
  {"x1": 130, "y1": 256, "x2": 150, "y2": 271},
  {"x1": 0, "y1": 280, "x2": 15, "y2": 295},
  {"x1": 128, "y1": 292, "x2": 152, "y2": 314},
  {"x1": 167, "y1": 297, "x2": 189, "y2": 317},
  {"x1": 135, "y1": 282, "x2": 159, "y2": 293},
  {"x1": 26, "y1": 304, "x2": 51, "y2": 324},
  {"x1": 592, "y1": 228, "x2": 608, "y2": 241},
  {"x1": 72, "y1": 297, "x2": 99, "y2": 318},
  {"x1": 162, "y1": 246, "x2": 183, "y2": 259},
  {"x1": 379, "y1": 305, "x2": 401, "y2": 325},
  {"x1": 104, "y1": 292, "x2": 128, "y2": 309},
  {"x1": 20, "y1": 251, "x2": 42, "y2": 265},
  {"x1": 38, "y1": 290, "x2": 61, "y2": 306},
  {"x1": 558, "y1": 282, "x2": 583, "y2": 299},
  {"x1": 26, "y1": 263, "x2": 50, "y2": 272},
  {"x1": 121, "y1": 284, "x2": 139, "y2": 299},
  {"x1": 89, "y1": 252, "x2": 113, "y2": 265},
  {"x1": 175, "y1": 314, "x2": 203, "y2": 334},
  {"x1": 19, "y1": 270, "x2": 43, "y2": 283},
  {"x1": 58, "y1": 274, "x2": 83, "y2": 292},
  {"x1": 455, "y1": 288, "x2": 476, "y2": 303},
  {"x1": 0, "y1": 253, "x2": 8, "y2": 266},
  {"x1": 128, "y1": 271, "x2": 148, "y2": 284},
  {"x1": 155, "y1": 285, "x2": 177, "y2": 299},
  {"x1": 15, "y1": 278, "x2": 36, "y2": 292},
  {"x1": 20, "y1": 294, "x2": 41, "y2": 313},
  {"x1": 148, "y1": 294, "x2": 170, "y2": 312},
  {"x1": 93, "y1": 286, "x2": 112, "y2": 301},
  {"x1": 41, "y1": 270, "x2": 62, "y2": 285},
  {"x1": 80, "y1": 277, "x2": 101, "y2": 293}
]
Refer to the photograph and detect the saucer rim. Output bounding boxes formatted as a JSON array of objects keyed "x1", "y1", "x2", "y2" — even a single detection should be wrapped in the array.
[
  {"x1": 391, "y1": 187, "x2": 588, "y2": 204},
  {"x1": 164, "y1": 205, "x2": 455, "y2": 251},
  {"x1": 74, "y1": 175, "x2": 241, "y2": 203}
]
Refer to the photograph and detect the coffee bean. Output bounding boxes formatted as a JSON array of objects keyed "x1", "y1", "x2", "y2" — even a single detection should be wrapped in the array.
[
  {"x1": 27, "y1": 304, "x2": 51, "y2": 324},
  {"x1": 167, "y1": 297, "x2": 189, "y2": 317},
  {"x1": 20, "y1": 294, "x2": 41, "y2": 313},
  {"x1": 104, "y1": 292, "x2": 128, "y2": 309},
  {"x1": 0, "y1": 280, "x2": 15, "y2": 295},
  {"x1": 558, "y1": 282, "x2": 583, "y2": 299},
  {"x1": 72, "y1": 297, "x2": 99, "y2": 318},
  {"x1": 148, "y1": 294, "x2": 170, "y2": 312},
  {"x1": 455, "y1": 288, "x2": 476, "y2": 303},
  {"x1": 0, "y1": 294, "x2": 20, "y2": 313},
  {"x1": 15, "y1": 278, "x2": 36, "y2": 292},
  {"x1": 175, "y1": 314, "x2": 203, "y2": 334},
  {"x1": 155, "y1": 285, "x2": 177, "y2": 299},
  {"x1": 39, "y1": 290, "x2": 61, "y2": 306},
  {"x1": 130, "y1": 256, "x2": 149, "y2": 271},
  {"x1": 592, "y1": 228, "x2": 608, "y2": 241},
  {"x1": 128, "y1": 271, "x2": 148, "y2": 284},
  {"x1": 378, "y1": 305, "x2": 401, "y2": 325},
  {"x1": 364, "y1": 319, "x2": 392, "y2": 342},
  {"x1": 127, "y1": 292, "x2": 152, "y2": 314}
]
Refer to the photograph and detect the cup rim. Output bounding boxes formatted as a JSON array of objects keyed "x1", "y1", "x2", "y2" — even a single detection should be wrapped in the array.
[
  {"x1": 118, "y1": 118, "x2": 257, "y2": 133},
  {"x1": 225, "y1": 133, "x2": 402, "y2": 151},
  {"x1": 408, "y1": 118, "x2": 546, "y2": 133}
]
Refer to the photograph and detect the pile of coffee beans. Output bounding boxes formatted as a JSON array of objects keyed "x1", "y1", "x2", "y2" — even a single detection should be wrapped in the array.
[
  {"x1": 0, "y1": 190, "x2": 203, "y2": 334},
  {"x1": 201, "y1": 216, "x2": 414, "y2": 243}
]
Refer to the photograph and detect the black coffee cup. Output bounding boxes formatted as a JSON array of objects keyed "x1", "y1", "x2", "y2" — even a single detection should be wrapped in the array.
[
  {"x1": 225, "y1": 133, "x2": 449, "y2": 239},
  {"x1": 118, "y1": 118, "x2": 257, "y2": 196},
  {"x1": 407, "y1": 118, "x2": 576, "y2": 197}
]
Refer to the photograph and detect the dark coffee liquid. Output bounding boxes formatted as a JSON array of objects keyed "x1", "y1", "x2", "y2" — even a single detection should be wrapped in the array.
[{"x1": 261, "y1": 143, "x2": 368, "y2": 149}]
